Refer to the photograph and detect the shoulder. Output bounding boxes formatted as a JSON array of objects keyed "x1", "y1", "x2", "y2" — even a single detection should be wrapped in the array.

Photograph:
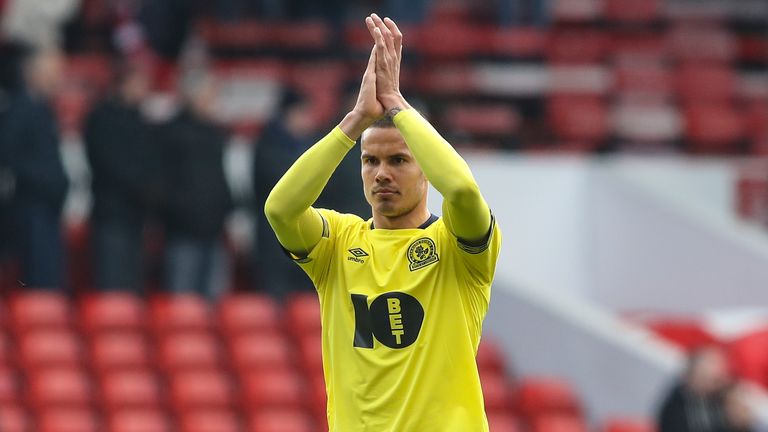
[{"x1": 316, "y1": 208, "x2": 367, "y2": 231}]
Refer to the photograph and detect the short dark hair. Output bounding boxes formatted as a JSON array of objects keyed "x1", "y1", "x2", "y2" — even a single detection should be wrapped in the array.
[{"x1": 369, "y1": 115, "x2": 396, "y2": 129}]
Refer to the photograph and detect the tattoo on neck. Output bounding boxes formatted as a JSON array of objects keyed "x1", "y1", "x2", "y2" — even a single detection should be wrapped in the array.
[{"x1": 386, "y1": 107, "x2": 402, "y2": 119}]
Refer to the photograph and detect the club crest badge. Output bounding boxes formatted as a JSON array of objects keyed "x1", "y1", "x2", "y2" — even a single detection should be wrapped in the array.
[{"x1": 407, "y1": 237, "x2": 439, "y2": 271}]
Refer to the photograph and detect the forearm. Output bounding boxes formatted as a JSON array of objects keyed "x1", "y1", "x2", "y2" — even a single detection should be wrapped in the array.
[
  {"x1": 264, "y1": 118, "x2": 357, "y2": 253},
  {"x1": 389, "y1": 103, "x2": 491, "y2": 241}
]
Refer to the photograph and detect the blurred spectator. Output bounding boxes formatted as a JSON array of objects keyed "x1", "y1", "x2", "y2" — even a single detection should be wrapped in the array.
[
  {"x1": 723, "y1": 383, "x2": 755, "y2": 432},
  {"x1": 657, "y1": 346, "x2": 734, "y2": 432},
  {"x1": 139, "y1": 0, "x2": 196, "y2": 59},
  {"x1": 159, "y1": 69, "x2": 233, "y2": 300},
  {"x1": 252, "y1": 87, "x2": 319, "y2": 298},
  {"x1": 0, "y1": 48, "x2": 69, "y2": 288},
  {"x1": 84, "y1": 61, "x2": 157, "y2": 293},
  {"x1": 1, "y1": 0, "x2": 81, "y2": 49}
]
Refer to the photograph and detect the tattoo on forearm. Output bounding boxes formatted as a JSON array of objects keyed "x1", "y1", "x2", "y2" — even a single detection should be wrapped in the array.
[{"x1": 386, "y1": 107, "x2": 402, "y2": 119}]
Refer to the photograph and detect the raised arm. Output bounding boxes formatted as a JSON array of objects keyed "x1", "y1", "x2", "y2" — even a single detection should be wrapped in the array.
[
  {"x1": 366, "y1": 15, "x2": 491, "y2": 243},
  {"x1": 264, "y1": 47, "x2": 384, "y2": 255}
]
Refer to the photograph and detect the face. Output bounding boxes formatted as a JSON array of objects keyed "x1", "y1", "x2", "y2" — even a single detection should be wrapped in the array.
[
  {"x1": 191, "y1": 76, "x2": 219, "y2": 119},
  {"x1": 28, "y1": 50, "x2": 64, "y2": 98},
  {"x1": 121, "y1": 69, "x2": 150, "y2": 104},
  {"x1": 688, "y1": 348, "x2": 730, "y2": 395},
  {"x1": 361, "y1": 127, "x2": 428, "y2": 219}
]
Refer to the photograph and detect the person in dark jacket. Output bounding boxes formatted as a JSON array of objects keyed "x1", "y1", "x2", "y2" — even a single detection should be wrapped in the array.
[
  {"x1": 658, "y1": 346, "x2": 739, "y2": 432},
  {"x1": 0, "y1": 48, "x2": 68, "y2": 288},
  {"x1": 160, "y1": 69, "x2": 233, "y2": 299},
  {"x1": 251, "y1": 87, "x2": 319, "y2": 298},
  {"x1": 84, "y1": 62, "x2": 156, "y2": 293}
]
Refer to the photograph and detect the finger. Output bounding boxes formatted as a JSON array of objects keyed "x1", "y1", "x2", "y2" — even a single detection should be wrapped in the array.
[
  {"x1": 365, "y1": 16, "x2": 377, "y2": 41},
  {"x1": 383, "y1": 17, "x2": 403, "y2": 59},
  {"x1": 372, "y1": 14, "x2": 396, "y2": 59},
  {"x1": 364, "y1": 45, "x2": 376, "y2": 77},
  {"x1": 373, "y1": 27, "x2": 390, "y2": 68}
]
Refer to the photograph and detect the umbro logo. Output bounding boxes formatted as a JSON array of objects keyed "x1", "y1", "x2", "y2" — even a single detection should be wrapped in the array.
[{"x1": 348, "y1": 248, "x2": 368, "y2": 263}]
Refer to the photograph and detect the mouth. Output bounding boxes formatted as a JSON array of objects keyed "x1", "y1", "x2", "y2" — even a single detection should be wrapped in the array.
[{"x1": 373, "y1": 189, "x2": 398, "y2": 197}]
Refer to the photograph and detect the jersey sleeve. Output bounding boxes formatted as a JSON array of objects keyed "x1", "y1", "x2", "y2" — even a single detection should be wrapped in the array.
[
  {"x1": 447, "y1": 214, "x2": 502, "y2": 287},
  {"x1": 285, "y1": 208, "x2": 351, "y2": 291}
]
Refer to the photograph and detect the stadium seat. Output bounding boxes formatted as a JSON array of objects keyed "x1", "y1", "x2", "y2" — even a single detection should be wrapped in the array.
[
  {"x1": 530, "y1": 414, "x2": 588, "y2": 432},
  {"x1": 0, "y1": 332, "x2": 11, "y2": 365},
  {"x1": 515, "y1": 377, "x2": 582, "y2": 421},
  {"x1": 487, "y1": 411, "x2": 523, "y2": 432},
  {"x1": 480, "y1": 370, "x2": 513, "y2": 411},
  {"x1": 603, "y1": 417, "x2": 656, "y2": 432},
  {"x1": 676, "y1": 65, "x2": 736, "y2": 102},
  {"x1": 667, "y1": 24, "x2": 736, "y2": 63},
  {"x1": 729, "y1": 329, "x2": 768, "y2": 388},
  {"x1": 603, "y1": 0, "x2": 660, "y2": 23},
  {"x1": 37, "y1": 407, "x2": 100, "y2": 432},
  {"x1": 613, "y1": 100, "x2": 682, "y2": 143},
  {"x1": 149, "y1": 294, "x2": 213, "y2": 334},
  {"x1": 284, "y1": 293, "x2": 322, "y2": 338},
  {"x1": 610, "y1": 33, "x2": 666, "y2": 63},
  {"x1": 0, "y1": 368, "x2": 19, "y2": 403},
  {"x1": 273, "y1": 21, "x2": 331, "y2": 51},
  {"x1": 476, "y1": 27, "x2": 547, "y2": 58},
  {"x1": 415, "y1": 22, "x2": 478, "y2": 59},
  {"x1": 307, "y1": 374, "x2": 327, "y2": 421},
  {"x1": 107, "y1": 409, "x2": 172, "y2": 432},
  {"x1": 613, "y1": 64, "x2": 673, "y2": 98},
  {"x1": 548, "y1": 96, "x2": 609, "y2": 143},
  {"x1": 169, "y1": 370, "x2": 235, "y2": 412},
  {"x1": 684, "y1": 104, "x2": 745, "y2": 154},
  {"x1": 157, "y1": 332, "x2": 222, "y2": 371},
  {"x1": 444, "y1": 104, "x2": 521, "y2": 136},
  {"x1": 218, "y1": 293, "x2": 280, "y2": 335},
  {"x1": 645, "y1": 319, "x2": 719, "y2": 352},
  {"x1": 9, "y1": 290, "x2": 71, "y2": 331},
  {"x1": 79, "y1": 292, "x2": 145, "y2": 333},
  {"x1": 0, "y1": 404, "x2": 30, "y2": 432},
  {"x1": 178, "y1": 409, "x2": 242, "y2": 432},
  {"x1": 228, "y1": 332, "x2": 293, "y2": 373},
  {"x1": 248, "y1": 408, "x2": 314, "y2": 432},
  {"x1": 297, "y1": 333, "x2": 323, "y2": 375},
  {"x1": 241, "y1": 368, "x2": 306, "y2": 409},
  {"x1": 547, "y1": 29, "x2": 610, "y2": 63},
  {"x1": 18, "y1": 329, "x2": 83, "y2": 369},
  {"x1": 89, "y1": 332, "x2": 151, "y2": 372},
  {"x1": 745, "y1": 101, "x2": 768, "y2": 144},
  {"x1": 551, "y1": 0, "x2": 603, "y2": 23},
  {"x1": 477, "y1": 339, "x2": 508, "y2": 374},
  {"x1": 99, "y1": 370, "x2": 163, "y2": 409},
  {"x1": 26, "y1": 367, "x2": 94, "y2": 407}
]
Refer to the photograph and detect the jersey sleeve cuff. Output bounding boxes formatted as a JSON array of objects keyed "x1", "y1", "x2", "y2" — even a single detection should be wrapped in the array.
[
  {"x1": 457, "y1": 213, "x2": 496, "y2": 254},
  {"x1": 280, "y1": 210, "x2": 330, "y2": 263},
  {"x1": 332, "y1": 126, "x2": 356, "y2": 149}
]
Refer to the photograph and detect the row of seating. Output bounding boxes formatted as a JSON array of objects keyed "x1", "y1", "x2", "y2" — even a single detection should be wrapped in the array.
[{"x1": 0, "y1": 290, "x2": 655, "y2": 431}]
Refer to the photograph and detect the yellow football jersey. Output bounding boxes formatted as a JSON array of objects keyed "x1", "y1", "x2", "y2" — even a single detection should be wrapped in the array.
[{"x1": 292, "y1": 208, "x2": 502, "y2": 432}]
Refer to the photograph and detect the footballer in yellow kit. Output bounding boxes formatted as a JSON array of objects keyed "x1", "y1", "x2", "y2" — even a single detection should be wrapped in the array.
[{"x1": 264, "y1": 14, "x2": 501, "y2": 432}]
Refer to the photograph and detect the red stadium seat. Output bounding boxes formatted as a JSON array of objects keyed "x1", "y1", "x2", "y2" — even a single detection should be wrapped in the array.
[
  {"x1": 613, "y1": 64, "x2": 673, "y2": 98},
  {"x1": 107, "y1": 409, "x2": 172, "y2": 432},
  {"x1": 37, "y1": 407, "x2": 100, "y2": 432},
  {"x1": 89, "y1": 332, "x2": 151, "y2": 372},
  {"x1": 487, "y1": 411, "x2": 523, "y2": 432},
  {"x1": 27, "y1": 368, "x2": 93, "y2": 407},
  {"x1": 531, "y1": 414, "x2": 588, "y2": 432},
  {"x1": 610, "y1": 33, "x2": 666, "y2": 63},
  {"x1": 444, "y1": 104, "x2": 521, "y2": 136},
  {"x1": 248, "y1": 408, "x2": 314, "y2": 432},
  {"x1": 178, "y1": 409, "x2": 241, "y2": 432},
  {"x1": 99, "y1": 370, "x2": 163, "y2": 409},
  {"x1": 285, "y1": 293, "x2": 321, "y2": 338},
  {"x1": 415, "y1": 22, "x2": 477, "y2": 59},
  {"x1": 476, "y1": 27, "x2": 547, "y2": 58},
  {"x1": 149, "y1": 294, "x2": 213, "y2": 334},
  {"x1": 515, "y1": 377, "x2": 582, "y2": 421},
  {"x1": 603, "y1": 417, "x2": 656, "y2": 432},
  {"x1": 547, "y1": 29, "x2": 610, "y2": 63},
  {"x1": 676, "y1": 65, "x2": 736, "y2": 102},
  {"x1": 18, "y1": 329, "x2": 83, "y2": 369},
  {"x1": 218, "y1": 293, "x2": 280, "y2": 335},
  {"x1": 158, "y1": 332, "x2": 222, "y2": 371},
  {"x1": 477, "y1": 339, "x2": 507, "y2": 374},
  {"x1": 0, "y1": 404, "x2": 30, "y2": 432},
  {"x1": 79, "y1": 292, "x2": 145, "y2": 333},
  {"x1": 9, "y1": 291, "x2": 71, "y2": 331},
  {"x1": 241, "y1": 368, "x2": 306, "y2": 410},
  {"x1": 228, "y1": 332, "x2": 293, "y2": 373},
  {"x1": 273, "y1": 21, "x2": 331, "y2": 50},
  {"x1": 667, "y1": 24, "x2": 736, "y2": 64},
  {"x1": 308, "y1": 374, "x2": 327, "y2": 421},
  {"x1": 548, "y1": 96, "x2": 609, "y2": 143},
  {"x1": 684, "y1": 104, "x2": 745, "y2": 154},
  {"x1": 169, "y1": 370, "x2": 235, "y2": 412},
  {"x1": 729, "y1": 329, "x2": 768, "y2": 388},
  {"x1": 603, "y1": 0, "x2": 660, "y2": 23},
  {"x1": 746, "y1": 101, "x2": 768, "y2": 143},
  {"x1": 0, "y1": 368, "x2": 19, "y2": 403},
  {"x1": 645, "y1": 319, "x2": 719, "y2": 352},
  {"x1": 480, "y1": 370, "x2": 513, "y2": 411},
  {"x1": 0, "y1": 332, "x2": 11, "y2": 365},
  {"x1": 297, "y1": 333, "x2": 323, "y2": 375}
]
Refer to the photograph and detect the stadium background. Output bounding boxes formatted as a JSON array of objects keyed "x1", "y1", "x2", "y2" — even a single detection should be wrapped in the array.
[{"x1": 1, "y1": 0, "x2": 768, "y2": 431}]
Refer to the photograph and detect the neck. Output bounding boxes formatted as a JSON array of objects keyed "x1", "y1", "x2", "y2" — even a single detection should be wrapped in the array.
[{"x1": 372, "y1": 202, "x2": 431, "y2": 230}]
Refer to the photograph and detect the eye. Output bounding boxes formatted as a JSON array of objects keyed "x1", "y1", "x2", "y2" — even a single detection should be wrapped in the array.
[{"x1": 393, "y1": 157, "x2": 405, "y2": 164}]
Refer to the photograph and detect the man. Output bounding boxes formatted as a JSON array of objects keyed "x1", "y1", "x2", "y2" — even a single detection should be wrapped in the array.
[
  {"x1": 658, "y1": 346, "x2": 734, "y2": 432},
  {"x1": 84, "y1": 62, "x2": 157, "y2": 293},
  {"x1": 265, "y1": 14, "x2": 501, "y2": 431},
  {"x1": 0, "y1": 48, "x2": 68, "y2": 289}
]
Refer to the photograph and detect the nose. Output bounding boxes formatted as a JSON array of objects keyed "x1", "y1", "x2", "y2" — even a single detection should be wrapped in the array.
[{"x1": 375, "y1": 163, "x2": 393, "y2": 184}]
